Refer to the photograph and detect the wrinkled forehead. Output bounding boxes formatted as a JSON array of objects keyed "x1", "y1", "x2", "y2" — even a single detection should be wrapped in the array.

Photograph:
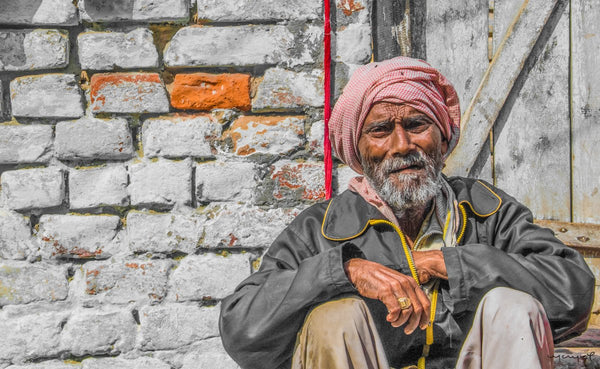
[{"x1": 362, "y1": 103, "x2": 425, "y2": 125}]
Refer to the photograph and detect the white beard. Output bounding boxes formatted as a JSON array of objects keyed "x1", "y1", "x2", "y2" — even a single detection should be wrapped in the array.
[{"x1": 362, "y1": 150, "x2": 443, "y2": 217}]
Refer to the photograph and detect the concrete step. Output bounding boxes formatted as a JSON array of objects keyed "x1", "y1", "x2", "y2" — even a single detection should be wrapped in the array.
[{"x1": 555, "y1": 327, "x2": 600, "y2": 368}]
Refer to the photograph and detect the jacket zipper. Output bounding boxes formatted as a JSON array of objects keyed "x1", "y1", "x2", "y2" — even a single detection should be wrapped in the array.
[
  {"x1": 367, "y1": 219, "x2": 421, "y2": 286},
  {"x1": 368, "y1": 214, "x2": 456, "y2": 369}
]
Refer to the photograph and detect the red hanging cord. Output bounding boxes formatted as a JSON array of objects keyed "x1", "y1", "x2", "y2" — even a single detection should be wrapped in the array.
[{"x1": 323, "y1": 0, "x2": 333, "y2": 199}]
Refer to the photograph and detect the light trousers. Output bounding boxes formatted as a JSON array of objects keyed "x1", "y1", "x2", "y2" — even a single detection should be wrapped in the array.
[{"x1": 291, "y1": 287, "x2": 554, "y2": 369}]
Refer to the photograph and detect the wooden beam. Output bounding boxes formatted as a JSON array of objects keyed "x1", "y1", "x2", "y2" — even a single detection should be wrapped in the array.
[
  {"x1": 535, "y1": 220, "x2": 600, "y2": 253},
  {"x1": 373, "y1": 0, "x2": 409, "y2": 60},
  {"x1": 443, "y1": 0, "x2": 559, "y2": 176},
  {"x1": 571, "y1": 0, "x2": 600, "y2": 224},
  {"x1": 493, "y1": 0, "x2": 570, "y2": 221}
]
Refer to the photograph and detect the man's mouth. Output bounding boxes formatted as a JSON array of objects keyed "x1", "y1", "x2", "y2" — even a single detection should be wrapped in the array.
[{"x1": 388, "y1": 163, "x2": 424, "y2": 174}]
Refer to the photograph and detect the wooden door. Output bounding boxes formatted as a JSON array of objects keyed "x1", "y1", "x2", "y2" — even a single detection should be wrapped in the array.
[{"x1": 373, "y1": 0, "x2": 600, "y2": 227}]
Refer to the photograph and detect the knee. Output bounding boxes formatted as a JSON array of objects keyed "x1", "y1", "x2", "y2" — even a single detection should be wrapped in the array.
[
  {"x1": 479, "y1": 287, "x2": 547, "y2": 324},
  {"x1": 303, "y1": 295, "x2": 370, "y2": 334}
]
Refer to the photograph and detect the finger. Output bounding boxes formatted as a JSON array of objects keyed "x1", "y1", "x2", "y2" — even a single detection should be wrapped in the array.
[
  {"x1": 397, "y1": 286, "x2": 423, "y2": 333},
  {"x1": 417, "y1": 269, "x2": 431, "y2": 285},
  {"x1": 394, "y1": 304, "x2": 413, "y2": 329},
  {"x1": 414, "y1": 286, "x2": 431, "y2": 330},
  {"x1": 402, "y1": 307, "x2": 420, "y2": 334},
  {"x1": 392, "y1": 280, "x2": 429, "y2": 334},
  {"x1": 382, "y1": 291, "x2": 403, "y2": 324},
  {"x1": 388, "y1": 279, "x2": 422, "y2": 330},
  {"x1": 380, "y1": 277, "x2": 411, "y2": 323}
]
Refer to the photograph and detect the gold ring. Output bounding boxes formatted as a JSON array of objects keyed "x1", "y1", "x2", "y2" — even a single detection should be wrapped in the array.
[{"x1": 397, "y1": 297, "x2": 412, "y2": 310}]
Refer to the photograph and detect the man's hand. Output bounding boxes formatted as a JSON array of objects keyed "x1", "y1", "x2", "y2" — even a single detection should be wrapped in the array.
[
  {"x1": 343, "y1": 258, "x2": 430, "y2": 334},
  {"x1": 411, "y1": 250, "x2": 448, "y2": 284}
]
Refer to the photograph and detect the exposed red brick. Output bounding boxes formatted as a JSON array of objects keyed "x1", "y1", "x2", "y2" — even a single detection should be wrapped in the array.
[
  {"x1": 226, "y1": 115, "x2": 305, "y2": 156},
  {"x1": 170, "y1": 73, "x2": 251, "y2": 111},
  {"x1": 90, "y1": 72, "x2": 167, "y2": 113},
  {"x1": 271, "y1": 162, "x2": 326, "y2": 201},
  {"x1": 231, "y1": 116, "x2": 304, "y2": 135},
  {"x1": 91, "y1": 73, "x2": 161, "y2": 106},
  {"x1": 337, "y1": 0, "x2": 365, "y2": 16}
]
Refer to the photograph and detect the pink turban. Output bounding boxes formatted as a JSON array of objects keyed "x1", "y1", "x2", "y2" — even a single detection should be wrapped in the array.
[{"x1": 329, "y1": 57, "x2": 461, "y2": 174}]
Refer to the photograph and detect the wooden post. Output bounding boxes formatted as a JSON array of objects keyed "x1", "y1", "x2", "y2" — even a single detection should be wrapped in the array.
[{"x1": 373, "y1": 0, "x2": 408, "y2": 60}]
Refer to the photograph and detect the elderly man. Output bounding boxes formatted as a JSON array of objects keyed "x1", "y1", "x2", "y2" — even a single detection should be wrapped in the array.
[{"x1": 219, "y1": 57, "x2": 594, "y2": 369}]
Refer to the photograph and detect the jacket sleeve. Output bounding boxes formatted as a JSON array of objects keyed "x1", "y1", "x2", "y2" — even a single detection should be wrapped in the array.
[
  {"x1": 442, "y1": 191, "x2": 595, "y2": 341},
  {"x1": 219, "y1": 214, "x2": 358, "y2": 369}
]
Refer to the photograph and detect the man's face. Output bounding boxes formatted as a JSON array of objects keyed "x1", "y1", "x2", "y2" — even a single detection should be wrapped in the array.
[{"x1": 358, "y1": 103, "x2": 448, "y2": 212}]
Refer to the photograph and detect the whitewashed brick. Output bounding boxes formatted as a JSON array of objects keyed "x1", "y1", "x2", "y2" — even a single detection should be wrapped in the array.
[
  {"x1": 129, "y1": 159, "x2": 192, "y2": 207},
  {"x1": 196, "y1": 161, "x2": 256, "y2": 202},
  {"x1": 90, "y1": 73, "x2": 169, "y2": 114},
  {"x1": 82, "y1": 259, "x2": 172, "y2": 304},
  {"x1": 69, "y1": 165, "x2": 128, "y2": 209},
  {"x1": 10, "y1": 74, "x2": 84, "y2": 118},
  {"x1": 181, "y1": 338, "x2": 240, "y2": 369},
  {"x1": 37, "y1": 214, "x2": 121, "y2": 259},
  {"x1": 0, "y1": 309, "x2": 68, "y2": 362},
  {"x1": 78, "y1": 0, "x2": 189, "y2": 22},
  {"x1": 139, "y1": 304, "x2": 219, "y2": 350},
  {"x1": 0, "y1": 124, "x2": 53, "y2": 164},
  {"x1": 169, "y1": 253, "x2": 251, "y2": 301},
  {"x1": 226, "y1": 115, "x2": 305, "y2": 156},
  {"x1": 0, "y1": 0, "x2": 78, "y2": 26},
  {"x1": 164, "y1": 25, "x2": 321, "y2": 67},
  {"x1": 78, "y1": 28, "x2": 159, "y2": 70},
  {"x1": 1, "y1": 167, "x2": 65, "y2": 210},
  {"x1": 199, "y1": 204, "x2": 299, "y2": 248},
  {"x1": 196, "y1": 0, "x2": 321, "y2": 21},
  {"x1": 336, "y1": 165, "x2": 361, "y2": 193},
  {"x1": 55, "y1": 117, "x2": 133, "y2": 160},
  {"x1": 142, "y1": 115, "x2": 221, "y2": 159},
  {"x1": 127, "y1": 211, "x2": 204, "y2": 254},
  {"x1": 253, "y1": 68, "x2": 324, "y2": 111},
  {"x1": 7, "y1": 361, "x2": 81, "y2": 369},
  {"x1": 0, "y1": 209, "x2": 34, "y2": 260},
  {"x1": 60, "y1": 308, "x2": 136, "y2": 356},
  {"x1": 0, "y1": 262, "x2": 68, "y2": 306},
  {"x1": 270, "y1": 160, "x2": 326, "y2": 202},
  {"x1": 308, "y1": 119, "x2": 324, "y2": 156},
  {"x1": 336, "y1": 23, "x2": 372, "y2": 64},
  {"x1": 82, "y1": 357, "x2": 170, "y2": 369},
  {"x1": 0, "y1": 29, "x2": 68, "y2": 71}
]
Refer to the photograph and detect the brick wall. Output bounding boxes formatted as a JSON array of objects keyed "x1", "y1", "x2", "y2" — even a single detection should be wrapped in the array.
[{"x1": 0, "y1": 0, "x2": 370, "y2": 368}]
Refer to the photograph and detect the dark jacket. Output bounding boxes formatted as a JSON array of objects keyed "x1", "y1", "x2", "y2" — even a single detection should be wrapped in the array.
[{"x1": 220, "y1": 177, "x2": 594, "y2": 369}]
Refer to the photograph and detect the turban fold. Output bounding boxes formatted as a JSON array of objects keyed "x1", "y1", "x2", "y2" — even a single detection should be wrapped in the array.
[{"x1": 329, "y1": 57, "x2": 461, "y2": 174}]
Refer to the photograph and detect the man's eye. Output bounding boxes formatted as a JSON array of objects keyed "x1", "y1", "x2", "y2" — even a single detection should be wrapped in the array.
[
  {"x1": 368, "y1": 125, "x2": 392, "y2": 135},
  {"x1": 406, "y1": 120, "x2": 430, "y2": 132}
]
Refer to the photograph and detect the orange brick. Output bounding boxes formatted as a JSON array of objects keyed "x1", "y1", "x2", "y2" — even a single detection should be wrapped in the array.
[{"x1": 170, "y1": 73, "x2": 251, "y2": 111}]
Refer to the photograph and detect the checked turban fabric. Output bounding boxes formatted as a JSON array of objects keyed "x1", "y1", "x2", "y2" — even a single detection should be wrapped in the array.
[{"x1": 329, "y1": 56, "x2": 461, "y2": 174}]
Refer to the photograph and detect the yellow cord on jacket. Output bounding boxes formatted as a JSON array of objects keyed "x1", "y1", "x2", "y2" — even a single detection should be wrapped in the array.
[{"x1": 368, "y1": 219, "x2": 444, "y2": 369}]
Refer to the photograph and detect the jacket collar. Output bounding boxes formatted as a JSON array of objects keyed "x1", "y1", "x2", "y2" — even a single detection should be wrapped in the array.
[
  {"x1": 447, "y1": 177, "x2": 502, "y2": 217},
  {"x1": 321, "y1": 177, "x2": 502, "y2": 241},
  {"x1": 321, "y1": 190, "x2": 383, "y2": 241}
]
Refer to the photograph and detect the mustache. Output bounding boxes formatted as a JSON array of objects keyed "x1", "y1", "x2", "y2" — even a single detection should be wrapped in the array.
[{"x1": 377, "y1": 151, "x2": 430, "y2": 175}]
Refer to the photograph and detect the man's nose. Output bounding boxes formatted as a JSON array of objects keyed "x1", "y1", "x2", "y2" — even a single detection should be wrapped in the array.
[{"x1": 389, "y1": 127, "x2": 414, "y2": 156}]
